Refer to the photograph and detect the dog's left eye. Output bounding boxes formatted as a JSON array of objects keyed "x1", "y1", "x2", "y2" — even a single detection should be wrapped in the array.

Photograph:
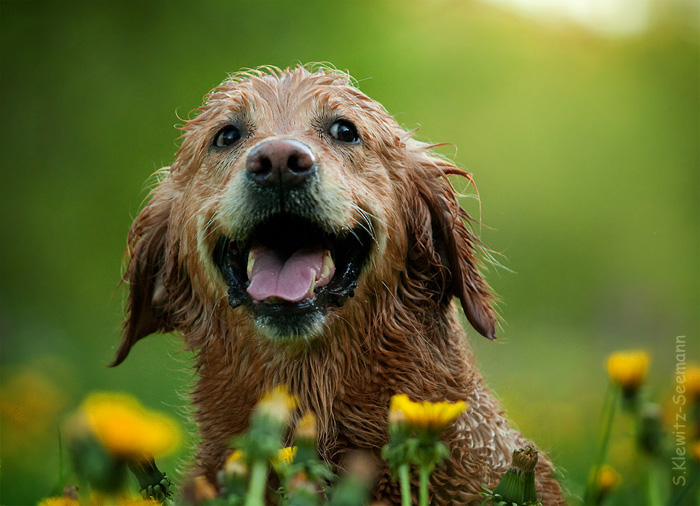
[
  {"x1": 329, "y1": 120, "x2": 360, "y2": 144},
  {"x1": 214, "y1": 125, "x2": 242, "y2": 148}
]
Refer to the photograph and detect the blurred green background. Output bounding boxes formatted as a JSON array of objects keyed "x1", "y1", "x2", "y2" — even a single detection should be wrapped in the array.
[{"x1": 1, "y1": 1, "x2": 698, "y2": 505}]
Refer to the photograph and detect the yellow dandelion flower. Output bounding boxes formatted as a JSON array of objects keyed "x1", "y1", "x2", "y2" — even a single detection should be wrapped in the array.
[
  {"x1": 690, "y1": 440, "x2": 700, "y2": 462},
  {"x1": 684, "y1": 365, "x2": 700, "y2": 400},
  {"x1": 130, "y1": 499, "x2": 160, "y2": 506},
  {"x1": 192, "y1": 475, "x2": 218, "y2": 502},
  {"x1": 228, "y1": 449, "x2": 245, "y2": 461},
  {"x1": 224, "y1": 449, "x2": 248, "y2": 477},
  {"x1": 389, "y1": 394, "x2": 467, "y2": 432},
  {"x1": 260, "y1": 385, "x2": 298, "y2": 409},
  {"x1": 607, "y1": 351, "x2": 649, "y2": 394},
  {"x1": 257, "y1": 385, "x2": 298, "y2": 423},
  {"x1": 296, "y1": 412, "x2": 317, "y2": 441},
  {"x1": 114, "y1": 498, "x2": 161, "y2": 506},
  {"x1": 80, "y1": 392, "x2": 180, "y2": 461},
  {"x1": 387, "y1": 404, "x2": 407, "y2": 427},
  {"x1": 72, "y1": 493, "x2": 151, "y2": 506},
  {"x1": 37, "y1": 498, "x2": 79, "y2": 506},
  {"x1": 596, "y1": 465, "x2": 621, "y2": 494},
  {"x1": 287, "y1": 471, "x2": 315, "y2": 495},
  {"x1": 1, "y1": 369, "x2": 68, "y2": 458},
  {"x1": 273, "y1": 446, "x2": 298, "y2": 467}
]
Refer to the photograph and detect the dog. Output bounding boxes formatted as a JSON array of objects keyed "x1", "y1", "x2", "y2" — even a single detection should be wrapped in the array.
[{"x1": 112, "y1": 65, "x2": 564, "y2": 504}]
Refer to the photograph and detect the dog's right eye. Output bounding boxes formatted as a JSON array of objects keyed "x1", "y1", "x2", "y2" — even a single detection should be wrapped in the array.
[
  {"x1": 214, "y1": 125, "x2": 242, "y2": 148},
  {"x1": 329, "y1": 119, "x2": 360, "y2": 144}
]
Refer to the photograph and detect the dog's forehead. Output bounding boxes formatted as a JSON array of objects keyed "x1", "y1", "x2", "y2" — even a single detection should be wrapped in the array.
[{"x1": 203, "y1": 68, "x2": 382, "y2": 124}]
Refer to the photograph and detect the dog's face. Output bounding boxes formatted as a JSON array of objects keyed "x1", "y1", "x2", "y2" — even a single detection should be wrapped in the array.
[
  {"x1": 196, "y1": 70, "x2": 397, "y2": 342},
  {"x1": 112, "y1": 67, "x2": 496, "y2": 365}
]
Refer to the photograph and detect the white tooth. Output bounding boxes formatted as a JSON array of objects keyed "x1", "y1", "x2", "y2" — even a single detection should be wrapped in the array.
[
  {"x1": 247, "y1": 248, "x2": 257, "y2": 279},
  {"x1": 307, "y1": 271, "x2": 317, "y2": 298},
  {"x1": 320, "y1": 250, "x2": 334, "y2": 278}
]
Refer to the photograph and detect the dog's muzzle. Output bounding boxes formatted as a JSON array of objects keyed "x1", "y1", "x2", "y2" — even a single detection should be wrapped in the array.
[{"x1": 213, "y1": 139, "x2": 372, "y2": 341}]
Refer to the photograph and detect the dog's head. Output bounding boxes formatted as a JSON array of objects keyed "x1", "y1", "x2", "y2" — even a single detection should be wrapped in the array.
[{"x1": 111, "y1": 66, "x2": 496, "y2": 366}]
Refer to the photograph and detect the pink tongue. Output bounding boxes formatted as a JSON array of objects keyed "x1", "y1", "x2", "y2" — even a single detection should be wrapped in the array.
[{"x1": 247, "y1": 245, "x2": 324, "y2": 302}]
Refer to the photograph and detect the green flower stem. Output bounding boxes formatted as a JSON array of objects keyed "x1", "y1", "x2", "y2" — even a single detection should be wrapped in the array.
[
  {"x1": 398, "y1": 464, "x2": 412, "y2": 506},
  {"x1": 585, "y1": 382, "x2": 620, "y2": 505},
  {"x1": 645, "y1": 460, "x2": 662, "y2": 506},
  {"x1": 419, "y1": 465, "x2": 431, "y2": 506},
  {"x1": 636, "y1": 409, "x2": 663, "y2": 506},
  {"x1": 55, "y1": 428, "x2": 65, "y2": 496},
  {"x1": 669, "y1": 459, "x2": 699, "y2": 506},
  {"x1": 245, "y1": 459, "x2": 268, "y2": 506}
]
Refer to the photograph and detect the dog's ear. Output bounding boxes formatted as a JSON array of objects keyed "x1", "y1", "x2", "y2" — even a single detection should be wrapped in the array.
[
  {"x1": 110, "y1": 188, "x2": 178, "y2": 366},
  {"x1": 407, "y1": 151, "x2": 497, "y2": 340}
]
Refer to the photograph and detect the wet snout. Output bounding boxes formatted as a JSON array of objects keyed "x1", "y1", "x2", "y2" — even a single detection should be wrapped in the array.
[{"x1": 246, "y1": 139, "x2": 316, "y2": 189}]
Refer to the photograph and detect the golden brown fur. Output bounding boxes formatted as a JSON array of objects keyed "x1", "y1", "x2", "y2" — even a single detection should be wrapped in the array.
[{"x1": 113, "y1": 65, "x2": 564, "y2": 504}]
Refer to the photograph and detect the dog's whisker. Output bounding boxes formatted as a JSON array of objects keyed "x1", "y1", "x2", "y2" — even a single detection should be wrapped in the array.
[
  {"x1": 200, "y1": 209, "x2": 224, "y2": 244},
  {"x1": 354, "y1": 204, "x2": 400, "y2": 237},
  {"x1": 347, "y1": 205, "x2": 384, "y2": 246},
  {"x1": 353, "y1": 210, "x2": 377, "y2": 241},
  {"x1": 180, "y1": 194, "x2": 222, "y2": 247}
]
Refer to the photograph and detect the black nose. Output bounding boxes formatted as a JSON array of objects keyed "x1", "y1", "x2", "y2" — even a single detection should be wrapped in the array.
[{"x1": 246, "y1": 139, "x2": 316, "y2": 188}]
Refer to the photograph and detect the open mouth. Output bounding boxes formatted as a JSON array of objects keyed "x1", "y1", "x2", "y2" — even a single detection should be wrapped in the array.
[{"x1": 213, "y1": 214, "x2": 372, "y2": 323}]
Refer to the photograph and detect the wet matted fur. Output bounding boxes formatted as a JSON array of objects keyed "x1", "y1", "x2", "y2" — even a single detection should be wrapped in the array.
[{"x1": 113, "y1": 65, "x2": 564, "y2": 504}]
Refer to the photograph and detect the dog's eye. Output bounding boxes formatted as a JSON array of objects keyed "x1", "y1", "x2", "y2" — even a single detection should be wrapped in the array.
[
  {"x1": 329, "y1": 120, "x2": 360, "y2": 144},
  {"x1": 214, "y1": 125, "x2": 242, "y2": 148}
]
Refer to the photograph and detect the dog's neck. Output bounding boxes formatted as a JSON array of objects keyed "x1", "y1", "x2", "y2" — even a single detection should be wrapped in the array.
[{"x1": 188, "y1": 292, "x2": 481, "y2": 474}]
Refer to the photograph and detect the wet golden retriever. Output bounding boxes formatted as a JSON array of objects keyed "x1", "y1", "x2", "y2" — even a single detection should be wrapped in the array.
[{"x1": 112, "y1": 65, "x2": 563, "y2": 504}]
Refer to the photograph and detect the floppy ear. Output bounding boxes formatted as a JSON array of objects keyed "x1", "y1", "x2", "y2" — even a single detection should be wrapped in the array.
[
  {"x1": 407, "y1": 152, "x2": 497, "y2": 340},
  {"x1": 110, "y1": 188, "x2": 177, "y2": 366}
]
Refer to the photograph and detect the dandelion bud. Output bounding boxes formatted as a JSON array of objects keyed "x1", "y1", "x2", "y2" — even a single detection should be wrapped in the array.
[
  {"x1": 257, "y1": 385, "x2": 298, "y2": 425},
  {"x1": 236, "y1": 386, "x2": 298, "y2": 464},
  {"x1": 684, "y1": 365, "x2": 700, "y2": 402},
  {"x1": 636, "y1": 403, "x2": 664, "y2": 456},
  {"x1": 492, "y1": 445, "x2": 539, "y2": 505},
  {"x1": 286, "y1": 471, "x2": 319, "y2": 506},
  {"x1": 272, "y1": 446, "x2": 298, "y2": 470},
  {"x1": 193, "y1": 475, "x2": 218, "y2": 502},
  {"x1": 217, "y1": 449, "x2": 248, "y2": 501},
  {"x1": 386, "y1": 404, "x2": 409, "y2": 445},
  {"x1": 288, "y1": 471, "x2": 312, "y2": 489},
  {"x1": 62, "y1": 486, "x2": 79, "y2": 500},
  {"x1": 388, "y1": 404, "x2": 407, "y2": 427},
  {"x1": 597, "y1": 465, "x2": 621, "y2": 493},
  {"x1": 224, "y1": 449, "x2": 248, "y2": 477},
  {"x1": 690, "y1": 441, "x2": 700, "y2": 462},
  {"x1": 328, "y1": 452, "x2": 376, "y2": 506},
  {"x1": 511, "y1": 445, "x2": 538, "y2": 473},
  {"x1": 592, "y1": 465, "x2": 621, "y2": 505},
  {"x1": 296, "y1": 412, "x2": 318, "y2": 442},
  {"x1": 343, "y1": 451, "x2": 378, "y2": 486},
  {"x1": 64, "y1": 411, "x2": 127, "y2": 494}
]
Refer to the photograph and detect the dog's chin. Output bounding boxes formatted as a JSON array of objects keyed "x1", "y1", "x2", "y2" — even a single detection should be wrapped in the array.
[{"x1": 252, "y1": 307, "x2": 327, "y2": 345}]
